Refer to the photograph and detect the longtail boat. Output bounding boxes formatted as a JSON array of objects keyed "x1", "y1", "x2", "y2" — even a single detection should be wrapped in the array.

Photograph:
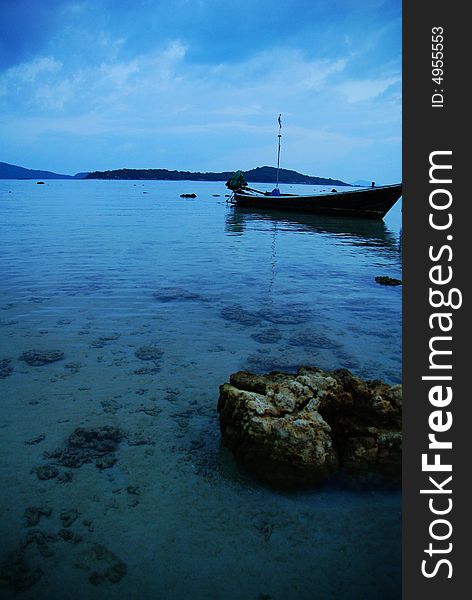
[
  {"x1": 231, "y1": 183, "x2": 402, "y2": 220},
  {"x1": 226, "y1": 114, "x2": 401, "y2": 220}
]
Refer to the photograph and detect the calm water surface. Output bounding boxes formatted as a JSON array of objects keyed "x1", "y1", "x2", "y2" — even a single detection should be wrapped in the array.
[{"x1": 0, "y1": 180, "x2": 402, "y2": 599}]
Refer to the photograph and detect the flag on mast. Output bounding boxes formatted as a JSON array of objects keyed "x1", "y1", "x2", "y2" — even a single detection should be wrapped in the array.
[{"x1": 278, "y1": 113, "x2": 282, "y2": 128}]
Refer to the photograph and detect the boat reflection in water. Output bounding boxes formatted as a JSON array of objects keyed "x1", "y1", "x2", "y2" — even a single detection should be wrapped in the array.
[{"x1": 225, "y1": 206, "x2": 401, "y2": 255}]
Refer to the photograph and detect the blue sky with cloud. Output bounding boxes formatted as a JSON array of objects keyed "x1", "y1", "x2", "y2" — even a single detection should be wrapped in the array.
[{"x1": 0, "y1": 0, "x2": 401, "y2": 183}]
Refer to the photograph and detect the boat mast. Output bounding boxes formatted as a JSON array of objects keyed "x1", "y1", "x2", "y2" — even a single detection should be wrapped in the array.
[{"x1": 276, "y1": 114, "x2": 282, "y2": 189}]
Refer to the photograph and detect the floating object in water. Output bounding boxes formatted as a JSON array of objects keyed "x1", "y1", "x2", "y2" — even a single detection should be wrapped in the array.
[{"x1": 180, "y1": 193, "x2": 196, "y2": 198}]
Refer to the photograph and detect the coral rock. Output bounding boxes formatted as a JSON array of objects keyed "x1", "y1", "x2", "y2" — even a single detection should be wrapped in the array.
[
  {"x1": 19, "y1": 350, "x2": 64, "y2": 366},
  {"x1": 43, "y1": 426, "x2": 123, "y2": 469},
  {"x1": 218, "y1": 366, "x2": 401, "y2": 488}
]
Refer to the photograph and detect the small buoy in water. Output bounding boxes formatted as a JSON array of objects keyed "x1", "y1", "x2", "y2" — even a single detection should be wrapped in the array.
[
  {"x1": 37, "y1": 181, "x2": 45, "y2": 185},
  {"x1": 180, "y1": 193, "x2": 196, "y2": 198}
]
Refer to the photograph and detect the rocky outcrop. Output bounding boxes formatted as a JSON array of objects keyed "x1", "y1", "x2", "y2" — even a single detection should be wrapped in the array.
[
  {"x1": 375, "y1": 276, "x2": 402, "y2": 286},
  {"x1": 217, "y1": 367, "x2": 401, "y2": 488}
]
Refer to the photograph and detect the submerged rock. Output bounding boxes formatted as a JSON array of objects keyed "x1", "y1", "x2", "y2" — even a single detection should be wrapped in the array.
[
  {"x1": 218, "y1": 366, "x2": 401, "y2": 488},
  {"x1": 250, "y1": 328, "x2": 282, "y2": 344},
  {"x1": 134, "y1": 345, "x2": 163, "y2": 361},
  {"x1": 288, "y1": 330, "x2": 340, "y2": 350},
  {"x1": 152, "y1": 287, "x2": 205, "y2": 303},
  {"x1": 34, "y1": 465, "x2": 59, "y2": 480},
  {"x1": 24, "y1": 434, "x2": 46, "y2": 446},
  {"x1": 24, "y1": 507, "x2": 52, "y2": 527},
  {"x1": 78, "y1": 543, "x2": 127, "y2": 585},
  {"x1": 133, "y1": 366, "x2": 160, "y2": 375},
  {"x1": 60, "y1": 508, "x2": 79, "y2": 528},
  {"x1": 220, "y1": 304, "x2": 261, "y2": 327},
  {"x1": 90, "y1": 335, "x2": 120, "y2": 348},
  {"x1": 258, "y1": 306, "x2": 312, "y2": 325},
  {"x1": 19, "y1": 350, "x2": 64, "y2": 366},
  {"x1": 43, "y1": 426, "x2": 123, "y2": 470},
  {"x1": 68, "y1": 426, "x2": 121, "y2": 453},
  {"x1": 0, "y1": 358, "x2": 13, "y2": 379},
  {"x1": 58, "y1": 529, "x2": 82, "y2": 544},
  {"x1": 0, "y1": 552, "x2": 42, "y2": 591},
  {"x1": 95, "y1": 455, "x2": 117, "y2": 470},
  {"x1": 245, "y1": 352, "x2": 305, "y2": 375}
]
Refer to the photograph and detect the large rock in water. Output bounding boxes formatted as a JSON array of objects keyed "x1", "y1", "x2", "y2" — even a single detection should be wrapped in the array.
[{"x1": 217, "y1": 367, "x2": 401, "y2": 488}]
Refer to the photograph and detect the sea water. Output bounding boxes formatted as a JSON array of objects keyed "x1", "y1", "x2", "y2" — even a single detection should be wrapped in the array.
[{"x1": 0, "y1": 179, "x2": 402, "y2": 599}]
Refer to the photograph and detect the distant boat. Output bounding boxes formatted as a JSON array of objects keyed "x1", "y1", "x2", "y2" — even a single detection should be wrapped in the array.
[{"x1": 231, "y1": 184, "x2": 402, "y2": 220}]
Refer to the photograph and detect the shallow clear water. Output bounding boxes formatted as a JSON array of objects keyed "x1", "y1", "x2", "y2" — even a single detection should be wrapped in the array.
[{"x1": 0, "y1": 179, "x2": 402, "y2": 599}]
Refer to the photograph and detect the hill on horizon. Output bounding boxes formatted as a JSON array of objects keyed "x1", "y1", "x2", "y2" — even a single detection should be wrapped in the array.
[
  {"x1": 0, "y1": 161, "x2": 350, "y2": 186},
  {"x1": 0, "y1": 161, "x2": 87, "y2": 180},
  {"x1": 86, "y1": 165, "x2": 349, "y2": 186}
]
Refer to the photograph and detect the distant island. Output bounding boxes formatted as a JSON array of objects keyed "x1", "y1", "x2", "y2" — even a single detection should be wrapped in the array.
[
  {"x1": 86, "y1": 166, "x2": 349, "y2": 186},
  {"x1": 0, "y1": 161, "x2": 350, "y2": 186},
  {"x1": 0, "y1": 161, "x2": 86, "y2": 180}
]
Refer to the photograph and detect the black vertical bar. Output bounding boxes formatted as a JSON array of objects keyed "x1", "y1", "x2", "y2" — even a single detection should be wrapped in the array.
[{"x1": 403, "y1": 2, "x2": 469, "y2": 598}]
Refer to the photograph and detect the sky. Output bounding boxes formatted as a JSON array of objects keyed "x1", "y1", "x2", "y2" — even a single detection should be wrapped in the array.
[{"x1": 0, "y1": 0, "x2": 401, "y2": 183}]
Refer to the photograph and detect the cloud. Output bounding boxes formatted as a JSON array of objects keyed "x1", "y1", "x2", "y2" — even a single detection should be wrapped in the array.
[
  {"x1": 1, "y1": 56, "x2": 62, "y2": 86},
  {"x1": 200, "y1": 48, "x2": 348, "y2": 98},
  {"x1": 337, "y1": 75, "x2": 400, "y2": 102},
  {"x1": 0, "y1": 42, "x2": 347, "y2": 120},
  {"x1": 0, "y1": 40, "x2": 399, "y2": 169},
  {"x1": 0, "y1": 4, "x2": 401, "y2": 181},
  {"x1": 0, "y1": 40, "x2": 188, "y2": 112}
]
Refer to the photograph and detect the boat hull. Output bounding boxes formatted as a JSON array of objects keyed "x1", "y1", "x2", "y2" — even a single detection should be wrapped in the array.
[{"x1": 233, "y1": 184, "x2": 402, "y2": 219}]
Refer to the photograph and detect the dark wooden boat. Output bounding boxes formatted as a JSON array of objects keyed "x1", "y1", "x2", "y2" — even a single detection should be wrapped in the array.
[{"x1": 232, "y1": 183, "x2": 402, "y2": 220}]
